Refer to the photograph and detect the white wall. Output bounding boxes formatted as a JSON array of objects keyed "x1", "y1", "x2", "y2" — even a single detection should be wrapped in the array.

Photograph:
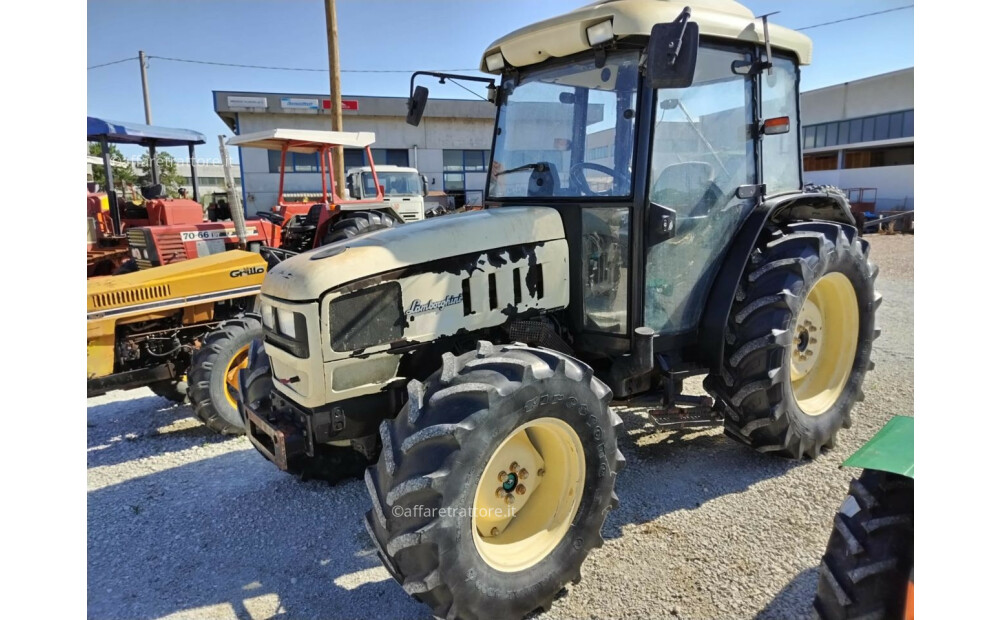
[{"x1": 801, "y1": 69, "x2": 914, "y2": 125}]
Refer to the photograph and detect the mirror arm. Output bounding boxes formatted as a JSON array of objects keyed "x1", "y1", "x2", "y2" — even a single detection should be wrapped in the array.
[
  {"x1": 665, "y1": 6, "x2": 692, "y2": 66},
  {"x1": 409, "y1": 71, "x2": 497, "y2": 102}
]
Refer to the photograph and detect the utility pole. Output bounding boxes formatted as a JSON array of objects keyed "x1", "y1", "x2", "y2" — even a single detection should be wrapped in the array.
[
  {"x1": 138, "y1": 50, "x2": 158, "y2": 183},
  {"x1": 324, "y1": 0, "x2": 346, "y2": 199}
]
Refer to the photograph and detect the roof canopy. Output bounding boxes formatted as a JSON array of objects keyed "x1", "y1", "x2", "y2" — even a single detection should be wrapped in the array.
[
  {"x1": 481, "y1": 0, "x2": 813, "y2": 71},
  {"x1": 228, "y1": 128, "x2": 377, "y2": 152},
  {"x1": 86, "y1": 116, "x2": 206, "y2": 146}
]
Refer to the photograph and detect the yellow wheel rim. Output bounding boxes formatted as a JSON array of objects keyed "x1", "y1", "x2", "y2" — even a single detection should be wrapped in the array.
[
  {"x1": 472, "y1": 417, "x2": 585, "y2": 572},
  {"x1": 224, "y1": 345, "x2": 251, "y2": 409},
  {"x1": 790, "y1": 272, "x2": 859, "y2": 415}
]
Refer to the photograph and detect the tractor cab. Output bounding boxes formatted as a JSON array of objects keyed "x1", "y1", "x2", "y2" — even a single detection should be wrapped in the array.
[
  {"x1": 227, "y1": 129, "x2": 391, "y2": 252},
  {"x1": 409, "y1": 0, "x2": 817, "y2": 362},
  {"x1": 87, "y1": 117, "x2": 208, "y2": 276}
]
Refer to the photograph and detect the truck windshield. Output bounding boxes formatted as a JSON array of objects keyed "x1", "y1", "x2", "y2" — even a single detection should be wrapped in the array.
[
  {"x1": 363, "y1": 171, "x2": 421, "y2": 197},
  {"x1": 489, "y1": 50, "x2": 640, "y2": 199}
]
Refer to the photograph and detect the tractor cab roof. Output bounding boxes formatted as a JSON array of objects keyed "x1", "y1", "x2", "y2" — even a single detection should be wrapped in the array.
[
  {"x1": 228, "y1": 129, "x2": 377, "y2": 153},
  {"x1": 86, "y1": 116, "x2": 207, "y2": 147},
  {"x1": 480, "y1": 0, "x2": 812, "y2": 72}
]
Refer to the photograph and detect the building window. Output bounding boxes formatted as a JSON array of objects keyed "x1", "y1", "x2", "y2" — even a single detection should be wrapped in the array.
[
  {"x1": 843, "y1": 145, "x2": 914, "y2": 169},
  {"x1": 803, "y1": 152, "x2": 839, "y2": 171},
  {"x1": 343, "y1": 148, "x2": 409, "y2": 168},
  {"x1": 442, "y1": 149, "x2": 490, "y2": 192},
  {"x1": 804, "y1": 109, "x2": 913, "y2": 149},
  {"x1": 268, "y1": 150, "x2": 319, "y2": 173}
]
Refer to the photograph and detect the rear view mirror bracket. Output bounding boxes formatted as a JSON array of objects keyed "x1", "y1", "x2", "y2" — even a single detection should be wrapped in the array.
[{"x1": 406, "y1": 71, "x2": 498, "y2": 127}]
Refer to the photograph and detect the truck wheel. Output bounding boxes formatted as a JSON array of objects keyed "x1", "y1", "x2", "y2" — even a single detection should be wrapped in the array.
[
  {"x1": 238, "y1": 339, "x2": 374, "y2": 483},
  {"x1": 365, "y1": 342, "x2": 624, "y2": 619},
  {"x1": 149, "y1": 379, "x2": 187, "y2": 403},
  {"x1": 708, "y1": 222, "x2": 879, "y2": 458},
  {"x1": 188, "y1": 317, "x2": 262, "y2": 435},
  {"x1": 814, "y1": 469, "x2": 913, "y2": 619},
  {"x1": 322, "y1": 210, "x2": 396, "y2": 245}
]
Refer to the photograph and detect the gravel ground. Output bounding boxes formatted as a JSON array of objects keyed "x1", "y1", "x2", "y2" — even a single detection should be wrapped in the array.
[{"x1": 88, "y1": 234, "x2": 913, "y2": 620}]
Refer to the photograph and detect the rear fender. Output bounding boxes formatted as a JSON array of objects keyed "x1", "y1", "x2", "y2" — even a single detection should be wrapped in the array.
[{"x1": 698, "y1": 189, "x2": 856, "y2": 373}]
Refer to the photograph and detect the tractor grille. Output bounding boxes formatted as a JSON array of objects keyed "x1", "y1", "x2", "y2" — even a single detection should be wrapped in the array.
[
  {"x1": 153, "y1": 231, "x2": 188, "y2": 266},
  {"x1": 90, "y1": 284, "x2": 172, "y2": 310},
  {"x1": 400, "y1": 212, "x2": 419, "y2": 222},
  {"x1": 126, "y1": 229, "x2": 146, "y2": 248}
]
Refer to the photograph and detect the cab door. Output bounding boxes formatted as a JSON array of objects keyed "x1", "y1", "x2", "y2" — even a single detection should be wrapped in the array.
[{"x1": 642, "y1": 45, "x2": 756, "y2": 335}]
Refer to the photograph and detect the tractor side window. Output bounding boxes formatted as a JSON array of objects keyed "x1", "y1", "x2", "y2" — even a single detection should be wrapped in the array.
[
  {"x1": 761, "y1": 56, "x2": 802, "y2": 192},
  {"x1": 644, "y1": 46, "x2": 754, "y2": 334},
  {"x1": 582, "y1": 207, "x2": 630, "y2": 334}
]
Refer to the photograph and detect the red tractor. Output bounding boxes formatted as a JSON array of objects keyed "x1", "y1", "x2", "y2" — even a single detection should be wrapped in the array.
[
  {"x1": 87, "y1": 117, "x2": 217, "y2": 276},
  {"x1": 125, "y1": 129, "x2": 398, "y2": 269}
]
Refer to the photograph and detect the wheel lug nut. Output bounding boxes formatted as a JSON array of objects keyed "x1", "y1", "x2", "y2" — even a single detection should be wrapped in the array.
[
  {"x1": 805, "y1": 350, "x2": 813, "y2": 357},
  {"x1": 505, "y1": 494, "x2": 516, "y2": 505},
  {"x1": 509, "y1": 461, "x2": 519, "y2": 471},
  {"x1": 810, "y1": 338, "x2": 817, "y2": 344},
  {"x1": 518, "y1": 468, "x2": 529, "y2": 479},
  {"x1": 498, "y1": 471, "x2": 508, "y2": 483},
  {"x1": 537, "y1": 468, "x2": 545, "y2": 477},
  {"x1": 515, "y1": 484, "x2": 526, "y2": 495},
  {"x1": 809, "y1": 326, "x2": 817, "y2": 332},
  {"x1": 496, "y1": 487, "x2": 505, "y2": 499},
  {"x1": 490, "y1": 527, "x2": 500, "y2": 537}
]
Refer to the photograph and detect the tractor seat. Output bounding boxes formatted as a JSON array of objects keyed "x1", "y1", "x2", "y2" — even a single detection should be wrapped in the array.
[
  {"x1": 140, "y1": 184, "x2": 166, "y2": 200},
  {"x1": 650, "y1": 162, "x2": 722, "y2": 217}
]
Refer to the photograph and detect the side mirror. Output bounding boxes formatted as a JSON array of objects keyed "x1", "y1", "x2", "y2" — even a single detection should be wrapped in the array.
[
  {"x1": 421, "y1": 175, "x2": 429, "y2": 196},
  {"x1": 406, "y1": 86, "x2": 429, "y2": 126},
  {"x1": 348, "y1": 175, "x2": 361, "y2": 199},
  {"x1": 646, "y1": 19, "x2": 699, "y2": 89}
]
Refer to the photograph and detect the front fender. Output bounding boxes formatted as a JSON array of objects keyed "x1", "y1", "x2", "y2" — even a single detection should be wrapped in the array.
[{"x1": 843, "y1": 416, "x2": 914, "y2": 478}]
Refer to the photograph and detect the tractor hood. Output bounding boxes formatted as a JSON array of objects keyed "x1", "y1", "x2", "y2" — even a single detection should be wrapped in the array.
[{"x1": 262, "y1": 207, "x2": 566, "y2": 301}]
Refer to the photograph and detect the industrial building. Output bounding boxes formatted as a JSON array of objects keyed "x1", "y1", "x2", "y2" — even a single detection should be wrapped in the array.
[
  {"x1": 213, "y1": 92, "x2": 494, "y2": 211},
  {"x1": 801, "y1": 67, "x2": 914, "y2": 212},
  {"x1": 216, "y1": 67, "x2": 913, "y2": 214}
]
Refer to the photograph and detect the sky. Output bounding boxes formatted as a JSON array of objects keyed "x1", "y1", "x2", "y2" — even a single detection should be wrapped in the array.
[{"x1": 86, "y1": 0, "x2": 914, "y2": 159}]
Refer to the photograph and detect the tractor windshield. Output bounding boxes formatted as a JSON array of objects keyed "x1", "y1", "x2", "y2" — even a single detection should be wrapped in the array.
[{"x1": 488, "y1": 51, "x2": 640, "y2": 199}]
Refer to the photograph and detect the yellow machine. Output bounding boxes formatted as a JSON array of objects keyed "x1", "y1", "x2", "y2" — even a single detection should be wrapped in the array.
[{"x1": 87, "y1": 250, "x2": 266, "y2": 434}]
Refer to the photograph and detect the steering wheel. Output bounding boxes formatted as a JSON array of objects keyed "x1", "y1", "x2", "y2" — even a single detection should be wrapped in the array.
[{"x1": 569, "y1": 162, "x2": 630, "y2": 196}]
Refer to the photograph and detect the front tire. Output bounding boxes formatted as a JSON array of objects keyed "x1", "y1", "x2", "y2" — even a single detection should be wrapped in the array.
[
  {"x1": 365, "y1": 342, "x2": 625, "y2": 619},
  {"x1": 708, "y1": 222, "x2": 880, "y2": 458},
  {"x1": 188, "y1": 317, "x2": 262, "y2": 435},
  {"x1": 814, "y1": 469, "x2": 914, "y2": 619}
]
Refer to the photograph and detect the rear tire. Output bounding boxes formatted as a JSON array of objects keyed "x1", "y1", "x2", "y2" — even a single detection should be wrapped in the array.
[
  {"x1": 322, "y1": 210, "x2": 396, "y2": 245},
  {"x1": 365, "y1": 342, "x2": 624, "y2": 620},
  {"x1": 707, "y1": 222, "x2": 879, "y2": 458},
  {"x1": 188, "y1": 317, "x2": 262, "y2": 435},
  {"x1": 813, "y1": 469, "x2": 913, "y2": 620}
]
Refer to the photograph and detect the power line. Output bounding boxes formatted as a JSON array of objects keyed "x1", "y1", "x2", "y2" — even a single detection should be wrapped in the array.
[
  {"x1": 147, "y1": 54, "x2": 479, "y2": 73},
  {"x1": 795, "y1": 4, "x2": 913, "y2": 31},
  {"x1": 87, "y1": 56, "x2": 136, "y2": 70}
]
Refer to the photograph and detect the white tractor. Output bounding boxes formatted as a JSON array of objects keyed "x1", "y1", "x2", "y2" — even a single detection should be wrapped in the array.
[{"x1": 239, "y1": 2, "x2": 880, "y2": 618}]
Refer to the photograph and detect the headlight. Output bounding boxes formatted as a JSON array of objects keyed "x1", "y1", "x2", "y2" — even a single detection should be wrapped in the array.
[
  {"x1": 586, "y1": 20, "x2": 614, "y2": 46},
  {"x1": 276, "y1": 308, "x2": 298, "y2": 338},
  {"x1": 261, "y1": 304, "x2": 275, "y2": 330},
  {"x1": 484, "y1": 52, "x2": 505, "y2": 72}
]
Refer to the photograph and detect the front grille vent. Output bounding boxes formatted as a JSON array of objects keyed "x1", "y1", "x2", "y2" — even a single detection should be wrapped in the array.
[{"x1": 90, "y1": 284, "x2": 171, "y2": 309}]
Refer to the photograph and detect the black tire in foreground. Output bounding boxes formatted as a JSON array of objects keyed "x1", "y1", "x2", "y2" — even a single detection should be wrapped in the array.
[
  {"x1": 188, "y1": 317, "x2": 262, "y2": 435},
  {"x1": 322, "y1": 210, "x2": 396, "y2": 245},
  {"x1": 149, "y1": 379, "x2": 188, "y2": 403},
  {"x1": 814, "y1": 469, "x2": 914, "y2": 619},
  {"x1": 707, "y1": 222, "x2": 880, "y2": 458},
  {"x1": 238, "y1": 339, "x2": 374, "y2": 483},
  {"x1": 365, "y1": 342, "x2": 625, "y2": 620}
]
